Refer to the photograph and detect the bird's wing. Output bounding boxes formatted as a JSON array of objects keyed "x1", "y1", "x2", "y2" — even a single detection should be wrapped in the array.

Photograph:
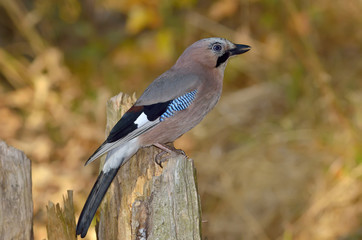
[
  {"x1": 135, "y1": 71, "x2": 201, "y2": 106},
  {"x1": 84, "y1": 102, "x2": 169, "y2": 165},
  {"x1": 84, "y1": 77, "x2": 199, "y2": 166}
]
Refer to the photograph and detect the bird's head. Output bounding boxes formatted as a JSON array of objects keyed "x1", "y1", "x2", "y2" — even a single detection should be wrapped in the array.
[{"x1": 175, "y1": 38, "x2": 251, "y2": 70}]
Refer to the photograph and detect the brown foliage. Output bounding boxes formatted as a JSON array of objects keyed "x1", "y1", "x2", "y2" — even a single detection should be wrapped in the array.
[{"x1": 1, "y1": 0, "x2": 362, "y2": 239}]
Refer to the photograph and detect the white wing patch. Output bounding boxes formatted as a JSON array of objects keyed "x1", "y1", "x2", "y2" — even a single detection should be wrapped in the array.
[
  {"x1": 134, "y1": 112, "x2": 149, "y2": 126},
  {"x1": 85, "y1": 116, "x2": 161, "y2": 166}
]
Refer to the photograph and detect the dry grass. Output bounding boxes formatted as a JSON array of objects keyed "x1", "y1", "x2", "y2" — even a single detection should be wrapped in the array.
[{"x1": 1, "y1": 0, "x2": 362, "y2": 239}]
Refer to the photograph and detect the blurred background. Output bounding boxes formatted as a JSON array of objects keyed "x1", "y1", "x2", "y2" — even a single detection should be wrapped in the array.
[{"x1": 1, "y1": 0, "x2": 362, "y2": 239}]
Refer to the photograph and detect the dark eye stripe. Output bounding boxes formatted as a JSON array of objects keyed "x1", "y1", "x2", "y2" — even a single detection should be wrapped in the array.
[{"x1": 216, "y1": 51, "x2": 230, "y2": 67}]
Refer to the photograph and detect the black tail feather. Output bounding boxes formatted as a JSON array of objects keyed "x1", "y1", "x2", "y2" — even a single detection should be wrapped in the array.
[{"x1": 76, "y1": 167, "x2": 120, "y2": 238}]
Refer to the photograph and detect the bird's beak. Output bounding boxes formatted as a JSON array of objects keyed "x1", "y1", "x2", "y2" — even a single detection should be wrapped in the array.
[{"x1": 229, "y1": 44, "x2": 251, "y2": 56}]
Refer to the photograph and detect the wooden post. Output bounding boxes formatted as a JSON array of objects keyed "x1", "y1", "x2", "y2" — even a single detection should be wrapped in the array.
[
  {"x1": 96, "y1": 92, "x2": 202, "y2": 240},
  {"x1": 46, "y1": 190, "x2": 76, "y2": 240},
  {"x1": 0, "y1": 141, "x2": 34, "y2": 240}
]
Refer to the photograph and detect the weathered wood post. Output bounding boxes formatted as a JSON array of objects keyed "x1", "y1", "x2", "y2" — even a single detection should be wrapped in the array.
[
  {"x1": 47, "y1": 191, "x2": 76, "y2": 240},
  {"x1": 96, "y1": 92, "x2": 202, "y2": 240},
  {"x1": 0, "y1": 141, "x2": 33, "y2": 240}
]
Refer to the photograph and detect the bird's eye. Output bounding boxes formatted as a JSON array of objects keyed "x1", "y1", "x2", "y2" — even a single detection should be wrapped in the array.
[{"x1": 212, "y1": 44, "x2": 222, "y2": 52}]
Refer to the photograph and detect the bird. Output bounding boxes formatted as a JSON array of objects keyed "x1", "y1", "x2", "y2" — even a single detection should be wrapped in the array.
[{"x1": 76, "y1": 37, "x2": 251, "y2": 237}]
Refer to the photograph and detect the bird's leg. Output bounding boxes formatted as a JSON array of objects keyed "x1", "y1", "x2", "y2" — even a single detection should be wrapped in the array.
[
  {"x1": 154, "y1": 143, "x2": 173, "y2": 153},
  {"x1": 153, "y1": 143, "x2": 186, "y2": 167},
  {"x1": 154, "y1": 143, "x2": 186, "y2": 155}
]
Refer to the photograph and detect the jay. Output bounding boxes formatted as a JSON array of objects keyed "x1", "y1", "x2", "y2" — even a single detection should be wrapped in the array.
[{"x1": 76, "y1": 37, "x2": 250, "y2": 237}]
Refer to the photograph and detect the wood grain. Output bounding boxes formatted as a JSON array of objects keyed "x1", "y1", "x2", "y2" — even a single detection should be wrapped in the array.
[{"x1": 0, "y1": 141, "x2": 33, "y2": 240}]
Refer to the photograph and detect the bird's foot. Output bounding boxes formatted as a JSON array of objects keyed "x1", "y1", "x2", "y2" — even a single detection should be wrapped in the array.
[
  {"x1": 153, "y1": 143, "x2": 187, "y2": 167},
  {"x1": 155, "y1": 151, "x2": 168, "y2": 168}
]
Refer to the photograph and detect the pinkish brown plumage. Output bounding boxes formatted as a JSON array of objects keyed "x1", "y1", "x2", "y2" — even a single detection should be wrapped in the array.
[{"x1": 76, "y1": 37, "x2": 251, "y2": 238}]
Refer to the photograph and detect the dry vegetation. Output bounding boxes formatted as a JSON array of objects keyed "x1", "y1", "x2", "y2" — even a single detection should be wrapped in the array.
[{"x1": 0, "y1": 0, "x2": 362, "y2": 239}]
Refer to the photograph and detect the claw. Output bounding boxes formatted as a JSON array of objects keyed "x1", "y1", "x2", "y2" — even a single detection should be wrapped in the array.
[
  {"x1": 155, "y1": 151, "x2": 168, "y2": 168},
  {"x1": 153, "y1": 143, "x2": 187, "y2": 167}
]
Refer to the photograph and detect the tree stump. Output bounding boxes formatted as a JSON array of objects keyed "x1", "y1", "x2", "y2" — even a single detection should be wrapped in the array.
[
  {"x1": 96, "y1": 93, "x2": 202, "y2": 240},
  {"x1": 0, "y1": 141, "x2": 33, "y2": 240},
  {"x1": 46, "y1": 190, "x2": 76, "y2": 240}
]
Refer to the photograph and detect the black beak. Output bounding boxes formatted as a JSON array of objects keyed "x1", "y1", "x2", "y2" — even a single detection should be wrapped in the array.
[{"x1": 229, "y1": 44, "x2": 251, "y2": 56}]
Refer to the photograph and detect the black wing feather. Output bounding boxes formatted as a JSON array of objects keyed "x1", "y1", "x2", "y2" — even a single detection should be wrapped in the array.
[
  {"x1": 143, "y1": 101, "x2": 171, "y2": 121},
  {"x1": 107, "y1": 101, "x2": 171, "y2": 143},
  {"x1": 106, "y1": 111, "x2": 141, "y2": 143},
  {"x1": 85, "y1": 101, "x2": 172, "y2": 164}
]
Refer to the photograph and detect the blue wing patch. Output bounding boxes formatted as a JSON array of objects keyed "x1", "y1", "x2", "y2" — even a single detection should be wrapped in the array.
[{"x1": 160, "y1": 90, "x2": 197, "y2": 121}]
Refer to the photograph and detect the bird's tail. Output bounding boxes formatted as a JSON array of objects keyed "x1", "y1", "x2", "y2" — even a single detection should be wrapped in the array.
[
  {"x1": 76, "y1": 167, "x2": 119, "y2": 238},
  {"x1": 76, "y1": 138, "x2": 140, "y2": 238}
]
